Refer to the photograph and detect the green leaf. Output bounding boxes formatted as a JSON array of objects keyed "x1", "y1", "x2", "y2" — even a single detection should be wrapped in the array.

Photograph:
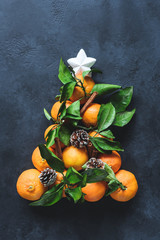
[
  {"x1": 105, "y1": 179, "x2": 120, "y2": 196},
  {"x1": 65, "y1": 114, "x2": 82, "y2": 120},
  {"x1": 91, "y1": 84, "x2": 121, "y2": 95},
  {"x1": 55, "y1": 95, "x2": 60, "y2": 101},
  {"x1": 65, "y1": 186, "x2": 82, "y2": 203},
  {"x1": 98, "y1": 103, "x2": 116, "y2": 132},
  {"x1": 60, "y1": 82, "x2": 76, "y2": 102},
  {"x1": 58, "y1": 124, "x2": 71, "y2": 146},
  {"x1": 110, "y1": 86, "x2": 133, "y2": 112},
  {"x1": 46, "y1": 128, "x2": 57, "y2": 148},
  {"x1": 113, "y1": 109, "x2": 136, "y2": 127},
  {"x1": 38, "y1": 144, "x2": 65, "y2": 173},
  {"x1": 58, "y1": 58, "x2": 76, "y2": 84},
  {"x1": 82, "y1": 168, "x2": 108, "y2": 183},
  {"x1": 65, "y1": 100, "x2": 82, "y2": 120},
  {"x1": 76, "y1": 125, "x2": 94, "y2": 131},
  {"x1": 58, "y1": 101, "x2": 67, "y2": 120},
  {"x1": 82, "y1": 70, "x2": 91, "y2": 79},
  {"x1": 80, "y1": 174, "x2": 87, "y2": 187},
  {"x1": 104, "y1": 163, "x2": 116, "y2": 180},
  {"x1": 78, "y1": 193, "x2": 86, "y2": 203},
  {"x1": 66, "y1": 100, "x2": 82, "y2": 121},
  {"x1": 65, "y1": 167, "x2": 83, "y2": 184},
  {"x1": 104, "y1": 163, "x2": 126, "y2": 196},
  {"x1": 89, "y1": 137, "x2": 105, "y2": 153},
  {"x1": 91, "y1": 68, "x2": 102, "y2": 74},
  {"x1": 66, "y1": 100, "x2": 82, "y2": 119},
  {"x1": 44, "y1": 108, "x2": 52, "y2": 121},
  {"x1": 55, "y1": 87, "x2": 64, "y2": 101},
  {"x1": 99, "y1": 130, "x2": 115, "y2": 139},
  {"x1": 90, "y1": 137, "x2": 124, "y2": 152},
  {"x1": 44, "y1": 125, "x2": 56, "y2": 140},
  {"x1": 82, "y1": 68, "x2": 102, "y2": 79},
  {"x1": 30, "y1": 182, "x2": 64, "y2": 206},
  {"x1": 98, "y1": 104, "x2": 106, "y2": 114}
]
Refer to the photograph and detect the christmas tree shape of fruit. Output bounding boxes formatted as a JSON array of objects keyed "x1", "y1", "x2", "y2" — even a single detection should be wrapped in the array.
[{"x1": 16, "y1": 50, "x2": 138, "y2": 206}]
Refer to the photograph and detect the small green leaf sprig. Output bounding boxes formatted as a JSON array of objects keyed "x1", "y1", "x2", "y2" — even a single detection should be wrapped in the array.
[{"x1": 89, "y1": 86, "x2": 135, "y2": 153}]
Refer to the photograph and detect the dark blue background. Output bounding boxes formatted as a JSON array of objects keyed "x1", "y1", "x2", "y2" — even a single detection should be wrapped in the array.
[{"x1": 0, "y1": 1, "x2": 160, "y2": 239}]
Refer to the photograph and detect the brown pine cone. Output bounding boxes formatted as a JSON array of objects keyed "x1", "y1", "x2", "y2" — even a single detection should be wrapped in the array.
[
  {"x1": 70, "y1": 129, "x2": 89, "y2": 148},
  {"x1": 85, "y1": 158, "x2": 105, "y2": 169},
  {"x1": 39, "y1": 168, "x2": 57, "y2": 187}
]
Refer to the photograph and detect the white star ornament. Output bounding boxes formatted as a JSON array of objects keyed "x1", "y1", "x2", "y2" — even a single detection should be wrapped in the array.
[{"x1": 67, "y1": 49, "x2": 96, "y2": 74}]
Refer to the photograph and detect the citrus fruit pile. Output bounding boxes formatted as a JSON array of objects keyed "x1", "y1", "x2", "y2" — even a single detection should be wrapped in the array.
[{"x1": 16, "y1": 51, "x2": 138, "y2": 206}]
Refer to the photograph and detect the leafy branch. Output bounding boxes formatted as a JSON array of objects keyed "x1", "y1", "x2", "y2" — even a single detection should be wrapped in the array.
[{"x1": 104, "y1": 164, "x2": 126, "y2": 196}]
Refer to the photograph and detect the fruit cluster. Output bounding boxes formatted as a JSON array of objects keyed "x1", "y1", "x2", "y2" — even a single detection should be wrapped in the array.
[{"x1": 16, "y1": 56, "x2": 138, "y2": 206}]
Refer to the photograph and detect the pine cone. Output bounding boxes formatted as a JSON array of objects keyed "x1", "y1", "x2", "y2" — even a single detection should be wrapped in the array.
[
  {"x1": 85, "y1": 158, "x2": 105, "y2": 169},
  {"x1": 39, "y1": 168, "x2": 57, "y2": 187},
  {"x1": 70, "y1": 129, "x2": 89, "y2": 148}
]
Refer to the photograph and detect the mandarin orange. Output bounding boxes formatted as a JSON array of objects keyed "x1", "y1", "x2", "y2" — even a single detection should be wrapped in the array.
[
  {"x1": 110, "y1": 170, "x2": 138, "y2": 202},
  {"x1": 44, "y1": 124, "x2": 65, "y2": 149},
  {"x1": 82, "y1": 103, "x2": 101, "y2": 127},
  {"x1": 82, "y1": 181, "x2": 107, "y2": 202},
  {"x1": 32, "y1": 146, "x2": 55, "y2": 172},
  {"x1": 51, "y1": 100, "x2": 72, "y2": 121},
  {"x1": 16, "y1": 169, "x2": 46, "y2": 201},
  {"x1": 70, "y1": 73, "x2": 95, "y2": 104},
  {"x1": 62, "y1": 146, "x2": 88, "y2": 171},
  {"x1": 99, "y1": 151, "x2": 121, "y2": 173}
]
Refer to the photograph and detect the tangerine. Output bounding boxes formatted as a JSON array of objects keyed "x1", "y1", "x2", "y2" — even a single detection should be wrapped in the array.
[
  {"x1": 70, "y1": 73, "x2": 95, "y2": 104},
  {"x1": 110, "y1": 170, "x2": 138, "y2": 202},
  {"x1": 54, "y1": 170, "x2": 67, "y2": 185},
  {"x1": 16, "y1": 169, "x2": 46, "y2": 201},
  {"x1": 54, "y1": 170, "x2": 67, "y2": 198},
  {"x1": 62, "y1": 146, "x2": 88, "y2": 171},
  {"x1": 82, "y1": 103, "x2": 101, "y2": 127},
  {"x1": 51, "y1": 100, "x2": 72, "y2": 121},
  {"x1": 89, "y1": 130, "x2": 113, "y2": 141},
  {"x1": 89, "y1": 131, "x2": 105, "y2": 138},
  {"x1": 32, "y1": 146, "x2": 55, "y2": 172},
  {"x1": 82, "y1": 181, "x2": 107, "y2": 202},
  {"x1": 99, "y1": 151, "x2": 121, "y2": 173}
]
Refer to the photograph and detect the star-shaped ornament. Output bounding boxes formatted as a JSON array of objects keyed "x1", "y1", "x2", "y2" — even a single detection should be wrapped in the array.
[{"x1": 67, "y1": 49, "x2": 96, "y2": 74}]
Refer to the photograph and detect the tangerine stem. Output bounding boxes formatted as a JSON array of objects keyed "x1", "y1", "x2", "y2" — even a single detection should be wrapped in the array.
[
  {"x1": 28, "y1": 185, "x2": 35, "y2": 192},
  {"x1": 119, "y1": 182, "x2": 127, "y2": 190},
  {"x1": 75, "y1": 76, "x2": 87, "y2": 98}
]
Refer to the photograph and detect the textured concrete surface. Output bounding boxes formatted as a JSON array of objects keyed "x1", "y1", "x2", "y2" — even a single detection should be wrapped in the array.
[{"x1": 0, "y1": 0, "x2": 160, "y2": 239}]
